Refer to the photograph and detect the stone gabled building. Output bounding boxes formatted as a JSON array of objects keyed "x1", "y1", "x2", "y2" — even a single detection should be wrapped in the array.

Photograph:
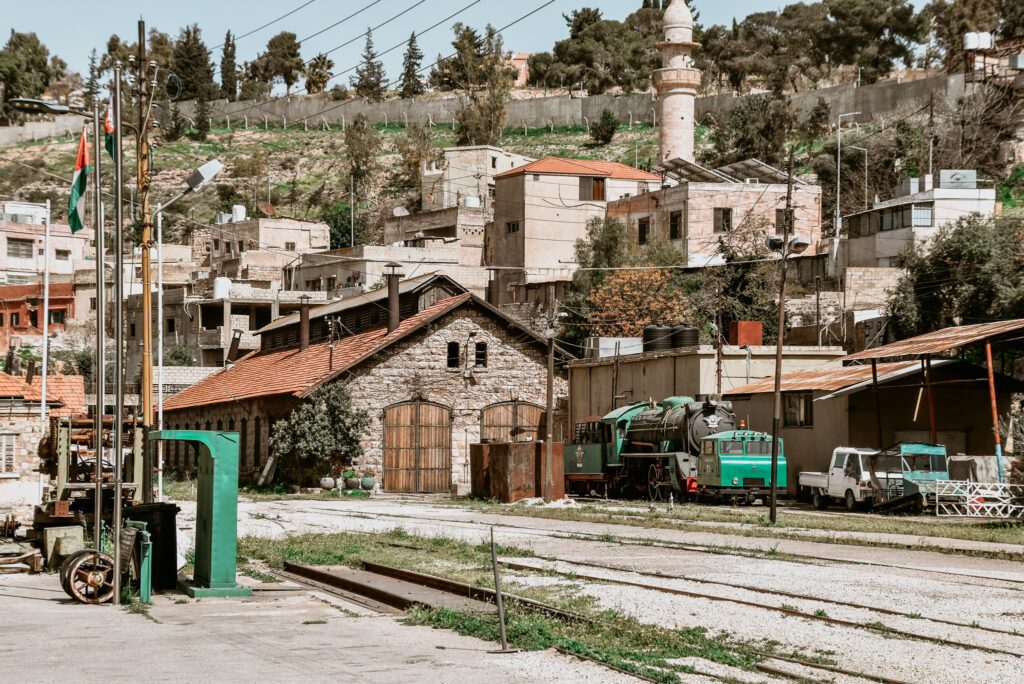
[
  {"x1": 0, "y1": 371, "x2": 65, "y2": 515},
  {"x1": 163, "y1": 274, "x2": 568, "y2": 492}
]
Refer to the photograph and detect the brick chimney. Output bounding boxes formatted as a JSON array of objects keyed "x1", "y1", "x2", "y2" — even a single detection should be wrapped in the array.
[
  {"x1": 385, "y1": 263, "x2": 405, "y2": 334},
  {"x1": 299, "y1": 296, "x2": 311, "y2": 351}
]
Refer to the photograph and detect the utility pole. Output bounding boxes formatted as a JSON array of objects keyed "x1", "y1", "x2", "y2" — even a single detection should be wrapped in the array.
[
  {"x1": 134, "y1": 20, "x2": 156, "y2": 503},
  {"x1": 715, "y1": 303, "x2": 723, "y2": 399},
  {"x1": 350, "y1": 175, "x2": 355, "y2": 248},
  {"x1": 769, "y1": 149, "x2": 796, "y2": 526},
  {"x1": 544, "y1": 284, "x2": 555, "y2": 502},
  {"x1": 815, "y1": 276, "x2": 822, "y2": 348}
]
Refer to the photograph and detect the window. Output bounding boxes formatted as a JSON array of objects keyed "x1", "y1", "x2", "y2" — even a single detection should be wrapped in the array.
[
  {"x1": 831, "y1": 452, "x2": 847, "y2": 469},
  {"x1": 129, "y1": 323, "x2": 136, "y2": 338},
  {"x1": 783, "y1": 392, "x2": 814, "y2": 428},
  {"x1": 592, "y1": 177, "x2": 606, "y2": 202},
  {"x1": 713, "y1": 208, "x2": 733, "y2": 234},
  {"x1": 491, "y1": 156, "x2": 497, "y2": 169},
  {"x1": 212, "y1": 239, "x2": 220, "y2": 251},
  {"x1": 10, "y1": 313, "x2": 20, "y2": 327},
  {"x1": 167, "y1": 318, "x2": 176, "y2": 334},
  {"x1": 226, "y1": 243, "x2": 233, "y2": 255},
  {"x1": 38, "y1": 248, "x2": 44, "y2": 256},
  {"x1": 669, "y1": 211, "x2": 683, "y2": 241},
  {"x1": 48, "y1": 309, "x2": 65, "y2": 325},
  {"x1": 721, "y1": 441, "x2": 745, "y2": 456},
  {"x1": 0, "y1": 434, "x2": 14, "y2": 474},
  {"x1": 326, "y1": 277, "x2": 337, "y2": 291},
  {"x1": 775, "y1": 209, "x2": 787, "y2": 235},
  {"x1": 912, "y1": 203, "x2": 934, "y2": 227},
  {"x1": 488, "y1": 186, "x2": 496, "y2": 199},
  {"x1": 56, "y1": 249, "x2": 71, "y2": 261},
  {"x1": 506, "y1": 221, "x2": 520, "y2": 234},
  {"x1": 285, "y1": 241, "x2": 296, "y2": 251},
  {"x1": 447, "y1": 341, "x2": 460, "y2": 369},
  {"x1": 7, "y1": 238, "x2": 33, "y2": 258},
  {"x1": 90, "y1": 298, "x2": 97, "y2": 311},
  {"x1": 746, "y1": 441, "x2": 772, "y2": 456},
  {"x1": 237, "y1": 240, "x2": 245, "y2": 253},
  {"x1": 474, "y1": 342, "x2": 488, "y2": 368},
  {"x1": 305, "y1": 279, "x2": 322, "y2": 291},
  {"x1": 638, "y1": 217, "x2": 650, "y2": 245},
  {"x1": 579, "y1": 177, "x2": 607, "y2": 202}
]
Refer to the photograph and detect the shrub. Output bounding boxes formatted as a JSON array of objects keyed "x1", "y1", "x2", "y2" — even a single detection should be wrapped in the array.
[{"x1": 590, "y1": 109, "x2": 619, "y2": 145}]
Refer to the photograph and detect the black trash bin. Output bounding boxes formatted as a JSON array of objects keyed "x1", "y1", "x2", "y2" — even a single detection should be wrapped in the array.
[{"x1": 126, "y1": 502, "x2": 181, "y2": 591}]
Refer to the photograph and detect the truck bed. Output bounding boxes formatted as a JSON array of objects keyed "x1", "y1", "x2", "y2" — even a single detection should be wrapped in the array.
[{"x1": 798, "y1": 472, "x2": 829, "y2": 489}]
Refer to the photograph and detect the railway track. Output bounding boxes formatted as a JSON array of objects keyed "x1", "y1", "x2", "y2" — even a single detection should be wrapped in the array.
[
  {"x1": 261, "y1": 502, "x2": 1024, "y2": 591},
  {"x1": 503, "y1": 559, "x2": 1024, "y2": 658}
]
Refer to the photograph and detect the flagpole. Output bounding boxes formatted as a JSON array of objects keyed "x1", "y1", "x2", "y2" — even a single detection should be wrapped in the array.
[
  {"x1": 92, "y1": 102, "x2": 105, "y2": 561},
  {"x1": 39, "y1": 199, "x2": 51, "y2": 433},
  {"x1": 156, "y1": 202, "x2": 164, "y2": 502},
  {"x1": 112, "y1": 62, "x2": 125, "y2": 607}
]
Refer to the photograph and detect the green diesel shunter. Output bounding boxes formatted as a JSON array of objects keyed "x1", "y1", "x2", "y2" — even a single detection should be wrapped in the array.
[{"x1": 697, "y1": 430, "x2": 787, "y2": 503}]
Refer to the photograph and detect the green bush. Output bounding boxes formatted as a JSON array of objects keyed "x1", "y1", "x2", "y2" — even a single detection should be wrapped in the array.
[{"x1": 590, "y1": 109, "x2": 619, "y2": 146}]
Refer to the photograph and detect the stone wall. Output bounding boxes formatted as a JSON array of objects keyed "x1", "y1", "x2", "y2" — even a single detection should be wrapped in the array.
[
  {"x1": 0, "y1": 405, "x2": 45, "y2": 516},
  {"x1": 843, "y1": 267, "x2": 904, "y2": 311}
]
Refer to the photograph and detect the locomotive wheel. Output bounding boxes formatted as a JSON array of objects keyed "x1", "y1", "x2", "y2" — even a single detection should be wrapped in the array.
[
  {"x1": 64, "y1": 551, "x2": 116, "y2": 604},
  {"x1": 647, "y1": 463, "x2": 664, "y2": 502}
]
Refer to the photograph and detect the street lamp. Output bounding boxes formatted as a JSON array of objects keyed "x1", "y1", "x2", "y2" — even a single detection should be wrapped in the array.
[
  {"x1": 153, "y1": 159, "x2": 223, "y2": 502},
  {"x1": 835, "y1": 111, "x2": 861, "y2": 236},
  {"x1": 764, "y1": 234, "x2": 811, "y2": 525}
]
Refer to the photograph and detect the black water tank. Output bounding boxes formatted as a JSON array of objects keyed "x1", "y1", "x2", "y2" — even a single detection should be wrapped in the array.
[
  {"x1": 643, "y1": 324, "x2": 673, "y2": 353},
  {"x1": 672, "y1": 323, "x2": 700, "y2": 348}
]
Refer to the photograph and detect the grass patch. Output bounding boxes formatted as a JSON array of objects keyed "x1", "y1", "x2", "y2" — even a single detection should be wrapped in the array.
[{"x1": 162, "y1": 476, "x2": 198, "y2": 502}]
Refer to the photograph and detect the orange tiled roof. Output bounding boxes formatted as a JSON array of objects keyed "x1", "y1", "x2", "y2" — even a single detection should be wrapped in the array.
[
  {"x1": 495, "y1": 157, "x2": 663, "y2": 182},
  {"x1": 0, "y1": 371, "x2": 42, "y2": 401},
  {"x1": 31, "y1": 374, "x2": 85, "y2": 416},
  {"x1": 165, "y1": 294, "x2": 474, "y2": 411}
]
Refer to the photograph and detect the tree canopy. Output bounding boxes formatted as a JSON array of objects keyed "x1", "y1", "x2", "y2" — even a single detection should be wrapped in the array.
[{"x1": 351, "y1": 29, "x2": 387, "y2": 101}]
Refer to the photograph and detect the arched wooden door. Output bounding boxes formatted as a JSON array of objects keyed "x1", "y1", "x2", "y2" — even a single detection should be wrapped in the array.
[
  {"x1": 383, "y1": 401, "x2": 453, "y2": 493},
  {"x1": 480, "y1": 401, "x2": 545, "y2": 444}
]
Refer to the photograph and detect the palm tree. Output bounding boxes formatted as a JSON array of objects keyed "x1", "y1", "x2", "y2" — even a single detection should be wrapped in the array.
[{"x1": 305, "y1": 53, "x2": 335, "y2": 94}]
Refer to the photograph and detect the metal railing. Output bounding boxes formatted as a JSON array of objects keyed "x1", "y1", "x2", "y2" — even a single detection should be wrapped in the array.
[{"x1": 935, "y1": 480, "x2": 1024, "y2": 519}]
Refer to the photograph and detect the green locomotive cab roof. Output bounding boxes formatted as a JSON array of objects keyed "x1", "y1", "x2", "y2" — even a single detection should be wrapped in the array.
[
  {"x1": 701, "y1": 430, "x2": 777, "y2": 442},
  {"x1": 602, "y1": 396, "x2": 697, "y2": 422}
]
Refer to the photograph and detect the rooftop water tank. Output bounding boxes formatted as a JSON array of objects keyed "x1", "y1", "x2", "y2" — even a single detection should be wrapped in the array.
[
  {"x1": 231, "y1": 204, "x2": 247, "y2": 222},
  {"x1": 213, "y1": 277, "x2": 232, "y2": 300},
  {"x1": 643, "y1": 324, "x2": 673, "y2": 353},
  {"x1": 671, "y1": 323, "x2": 700, "y2": 348}
]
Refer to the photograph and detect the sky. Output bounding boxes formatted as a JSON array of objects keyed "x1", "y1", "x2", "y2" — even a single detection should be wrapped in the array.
[{"x1": 3, "y1": 0, "x2": 930, "y2": 88}]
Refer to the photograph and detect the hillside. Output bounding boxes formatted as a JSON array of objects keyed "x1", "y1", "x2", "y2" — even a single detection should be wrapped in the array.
[{"x1": 0, "y1": 121, "x2": 670, "y2": 244}]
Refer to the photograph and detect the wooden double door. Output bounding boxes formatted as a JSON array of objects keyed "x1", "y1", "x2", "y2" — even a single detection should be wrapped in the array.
[
  {"x1": 479, "y1": 401, "x2": 546, "y2": 444},
  {"x1": 382, "y1": 401, "x2": 452, "y2": 493}
]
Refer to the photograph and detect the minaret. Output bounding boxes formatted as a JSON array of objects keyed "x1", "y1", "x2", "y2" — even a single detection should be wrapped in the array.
[{"x1": 654, "y1": 0, "x2": 702, "y2": 163}]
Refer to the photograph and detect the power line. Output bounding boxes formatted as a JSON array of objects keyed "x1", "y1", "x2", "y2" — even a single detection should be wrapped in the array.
[
  {"x1": 210, "y1": 0, "x2": 320, "y2": 51},
  {"x1": 296, "y1": 0, "x2": 386, "y2": 46}
]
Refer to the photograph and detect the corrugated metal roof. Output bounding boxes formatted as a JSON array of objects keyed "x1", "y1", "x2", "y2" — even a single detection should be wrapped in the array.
[
  {"x1": 724, "y1": 362, "x2": 917, "y2": 395},
  {"x1": 844, "y1": 319, "x2": 1024, "y2": 361}
]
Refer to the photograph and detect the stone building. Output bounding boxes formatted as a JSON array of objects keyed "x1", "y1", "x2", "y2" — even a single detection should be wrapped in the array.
[
  {"x1": 422, "y1": 146, "x2": 534, "y2": 218},
  {"x1": 0, "y1": 371, "x2": 63, "y2": 515},
  {"x1": 163, "y1": 274, "x2": 568, "y2": 491},
  {"x1": 0, "y1": 283, "x2": 77, "y2": 350},
  {"x1": 0, "y1": 202, "x2": 95, "y2": 286}
]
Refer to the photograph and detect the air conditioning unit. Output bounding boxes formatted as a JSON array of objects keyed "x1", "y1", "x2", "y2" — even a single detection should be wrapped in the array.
[
  {"x1": 744, "y1": 178, "x2": 760, "y2": 184},
  {"x1": 1010, "y1": 54, "x2": 1024, "y2": 71}
]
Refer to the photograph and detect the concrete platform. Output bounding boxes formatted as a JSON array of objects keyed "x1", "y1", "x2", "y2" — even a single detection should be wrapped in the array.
[{"x1": 0, "y1": 573, "x2": 628, "y2": 683}]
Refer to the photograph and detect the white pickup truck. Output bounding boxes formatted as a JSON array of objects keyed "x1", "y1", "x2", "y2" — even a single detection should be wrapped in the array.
[{"x1": 799, "y1": 447, "x2": 889, "y2": 511}]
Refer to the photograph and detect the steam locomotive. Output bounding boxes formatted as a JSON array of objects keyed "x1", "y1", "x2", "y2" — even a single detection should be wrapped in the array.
[{"x1": 564, "y1": 396, "x2": 787, "y2": 504}]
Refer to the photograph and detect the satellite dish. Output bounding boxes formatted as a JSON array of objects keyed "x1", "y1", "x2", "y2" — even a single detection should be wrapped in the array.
[
  {"x1": 257, "y1": 202, "x2": 277, "y2": 217},
  {"x1": 393, "y1": 207, "x2": 410, "y2": 217}
]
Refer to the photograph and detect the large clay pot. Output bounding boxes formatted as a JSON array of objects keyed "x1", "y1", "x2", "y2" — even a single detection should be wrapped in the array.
[
  {"x1": 344, "y1": 477, "x2": 361, "y2": 491},
  {"x1": 360, "y1": 476, "x2": 376, "y2": 491},
  {"x1": 319, "y1": 477, "x2": 336, "y2": 491}
]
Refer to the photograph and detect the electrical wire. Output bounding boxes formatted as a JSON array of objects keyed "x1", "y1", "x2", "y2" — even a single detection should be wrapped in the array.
[{"x1": 210, "y1": 0, "x2": 320, "y2": 51}]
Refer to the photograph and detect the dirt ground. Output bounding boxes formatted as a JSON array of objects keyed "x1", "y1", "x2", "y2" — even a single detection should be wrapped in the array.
[{"x1": 170, "y1": 495, "x2": 1024, "y2": 683}]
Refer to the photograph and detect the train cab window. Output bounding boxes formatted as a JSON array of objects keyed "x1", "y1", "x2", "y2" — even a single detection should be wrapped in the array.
[
  {"x1": 701, "y1": 441, "x2": 716, "y2": 456},
  {"x1": 746, "y1": 441, "x2": 771, "y2": 456},
  {"x1": 831, "y1": 452, "x2": 847, "y2": 469},
  {"x1": 720, "y1": 441, "x2": 745, "y2": 456}
]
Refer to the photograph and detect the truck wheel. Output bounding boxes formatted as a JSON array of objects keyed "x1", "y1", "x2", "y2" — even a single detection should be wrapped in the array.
[
  {"x1": 812, "y1": 490, "x2": 828, "y2": 510},
  {"x1": 844, "y1": 490, "x2": 857, "y2": 511}
]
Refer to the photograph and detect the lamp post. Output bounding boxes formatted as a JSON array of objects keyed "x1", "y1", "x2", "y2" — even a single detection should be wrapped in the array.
[
  {"x1": 835, "y1": 111, "x2": 861, "y2": 236},
  {"x1": 849, "y1": 146, "x2": 869, "y2": 210},
  {"x1": 765, "y1": 234, "x2": 811, "y2": 525}
]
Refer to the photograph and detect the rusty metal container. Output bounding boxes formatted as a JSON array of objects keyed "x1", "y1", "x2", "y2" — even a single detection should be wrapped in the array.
[
  {"x1": 470, "y1": 444, "x2": 491, "y2": 499},
  {"x1": 487, "y1": 442, "x2": 565, "y2": 503}
]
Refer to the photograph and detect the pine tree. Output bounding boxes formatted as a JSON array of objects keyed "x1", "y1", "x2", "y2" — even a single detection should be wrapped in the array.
[
  {"x1": 351, "y1": 29, "x2": 387, "y2": 102},
  {"x1": 220, "y1": 31, "x2": 237, "y2": 101},
  {"x1": 265, "y1": 32, "x2": 304, "y2": 94},
  {"x1": 399, "y1": 32, "x2": 425, "y2": 99},
  {"x1": 172, "y1": 25, "x2": 215, "y2": 101},
  {"x1": 193, "y1": 92, "x2": 211, "y2": 142},
  {"x1": 84, "y1": 49, "x2": 100, "y2": 109}
]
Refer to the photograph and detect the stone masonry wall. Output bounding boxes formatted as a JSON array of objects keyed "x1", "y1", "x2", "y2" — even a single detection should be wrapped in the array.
[
  {"x1": 0, "y1": 406, "x2": 46, "y2": 516},
  {"x1": 843, "y1": 267, "x2": 904, "y2": 311}
]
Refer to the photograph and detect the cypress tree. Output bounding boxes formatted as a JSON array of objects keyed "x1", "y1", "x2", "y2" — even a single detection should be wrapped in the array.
[
  {"x1": 172, "y1": 25, "x2": 214, "y2": 102},
  {"x1": 351, "y1": 29, "x2": 387, "y2": 102},
  {"x1": 220, "y1": 31, "x2": 237, "y2": 101},
  {"x1": 399, "y1": 32, "x2": 425, "y2": 99}
]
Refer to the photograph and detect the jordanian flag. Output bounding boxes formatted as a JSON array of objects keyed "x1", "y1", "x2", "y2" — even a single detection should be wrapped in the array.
[
  {"x1": 68, "y1": 128, "x2": 90, "y2": 234},
  {"x1": 104, "y1": 108, "x2": 116, "y2": 159}
]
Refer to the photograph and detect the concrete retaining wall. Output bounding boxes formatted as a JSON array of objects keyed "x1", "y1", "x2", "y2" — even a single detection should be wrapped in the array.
[
  {"x1": 173, "y1": 74, "x2": 965, "y2": 131},
  {"x1": 0, "y1": 115, "x2": 86, "y2": 146}
]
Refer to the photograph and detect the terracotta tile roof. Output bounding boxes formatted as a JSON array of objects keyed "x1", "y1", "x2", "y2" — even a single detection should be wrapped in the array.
[
  {"x1": 30, "y1": 374, "x2": 85, "y2": 416},
  {"x1": 495, "y1": 157, "x2": 663, "y2": 182},
  {"x1": 0, "y1": 283, "x2": 76, "y2": 301},
  {"x1": 724, "y1": 362, "x2": 917, "y2": 395},
  {"x1": 0, "y1": 371, "x2": 42, "y2": 401},
  {"x1": 165, "y1": 294, "x2": 474, "y2": 411}
]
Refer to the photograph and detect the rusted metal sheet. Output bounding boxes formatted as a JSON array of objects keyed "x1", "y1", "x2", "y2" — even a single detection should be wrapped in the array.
[
  {"x1": 845, "y1": 319, "x2": 1024, "y2": 361},
  {"x1": 725, "y1": 362, "x2": 915, "y2": 395},
  {"x1": 487, "y1": 442, "x2": 565, "y2": 502},
  {"x1": 470, "y1": 443, "x2": 490, "y2": 499}
]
